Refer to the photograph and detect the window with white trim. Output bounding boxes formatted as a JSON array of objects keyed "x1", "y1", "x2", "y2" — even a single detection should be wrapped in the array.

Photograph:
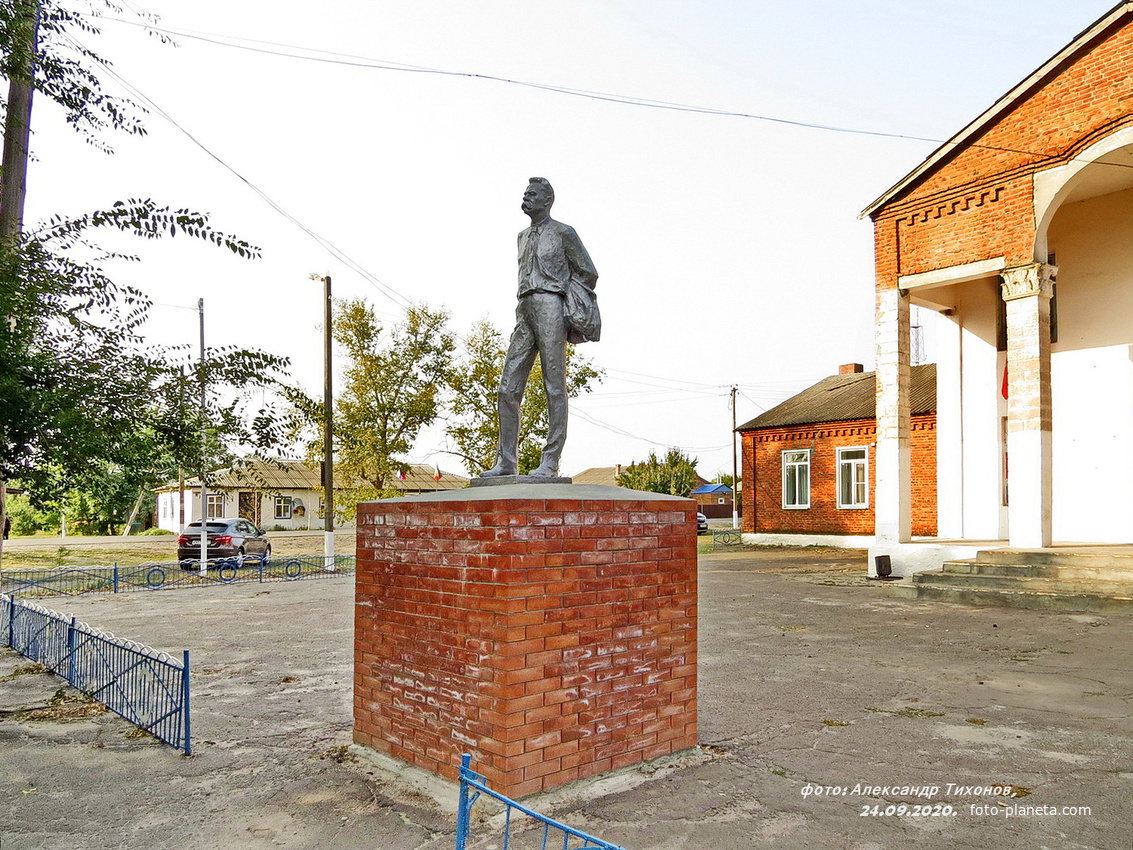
[
  {"x1": 206, "y1": 493, "x2": 224, "y2": 518},
  {"x1": 837, "y1": 447, "x2": 869, "y2": 509},
  {"x1": 274, "y1": 495, "x2": 293, "y2": 520},
  {"x1": 782, "y1": 450, "x2": 810, "y2": 508}
]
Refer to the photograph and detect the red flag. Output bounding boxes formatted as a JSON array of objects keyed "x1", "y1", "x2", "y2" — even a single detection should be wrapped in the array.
[
  {"x1": 433, "y1": 464, "x2": 442, "y2": 481},
  {"x1": 1001, "y1": 364, "x2": 1009, "y2": 400},
  {"x1": 397, "y1": 468, "x2": 407, "y2": 481}
]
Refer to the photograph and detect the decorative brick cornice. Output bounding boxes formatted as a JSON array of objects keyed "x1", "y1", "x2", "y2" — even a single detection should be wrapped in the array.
[
  {"x1": 1000, "y1": 263, "x2": 1057, "y2": 301},
  {"x1": 902, "y1": 186, "x2": 1004, "y2": 226}
]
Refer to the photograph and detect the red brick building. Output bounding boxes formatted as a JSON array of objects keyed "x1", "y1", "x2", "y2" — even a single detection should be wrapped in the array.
[
  {"x1": 738, "y1": 364, "x2": 936, "y2": 539},
  {"x1": 864, "y1": 2, "x2": 1133, "y2": 561}
]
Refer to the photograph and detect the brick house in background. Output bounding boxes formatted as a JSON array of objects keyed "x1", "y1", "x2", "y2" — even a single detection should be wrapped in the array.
[
  {"x1": 690, "y1": 483, "x2": 735, "y2": 519},
  {"x1": 738, "y1": 363, "x2": 936, "y2": 541},
  {"x1": 864, "y1": 2, "x2": 1133, "y2": 571}
]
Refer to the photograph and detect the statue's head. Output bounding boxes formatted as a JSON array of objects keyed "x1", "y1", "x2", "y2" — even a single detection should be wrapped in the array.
[{"x1": 522, "y1": 177, "x2": 554, "y2": 217}]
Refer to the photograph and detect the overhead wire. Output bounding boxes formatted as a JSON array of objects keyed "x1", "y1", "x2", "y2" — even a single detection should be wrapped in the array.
[
  {"x1": 571, "y1": 408, "x2": 730, "y2": 453},
  {"x1": 59, "y1": 30, "x2": 417, "y2": 313},
  {"x1": 72, "y1": 13, "x2": 892, "y2": 461},
  {"x1": 99, "y1": 15, "x2": 1133, "y2": 174}
]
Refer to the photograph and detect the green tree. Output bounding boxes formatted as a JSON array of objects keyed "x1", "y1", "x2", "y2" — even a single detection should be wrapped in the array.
[
  {"x1": 617, "y1": 448, "x2": 700, "y2": 497},
  {"x1": 1, "y1": 0, "x2": 154, "y2": 150},
  {"x1": 290, "y1": 300, "x2": 455, "y2": 520},
  {"x1": 445, "y1": 318, "x2": 603, "y2": 475},
  {"x1": 0, "y1": 3, "x2": 292, "y2": 558},
  {"x1": 0, "y1": 203, "x2": 287, "y2": 509}
]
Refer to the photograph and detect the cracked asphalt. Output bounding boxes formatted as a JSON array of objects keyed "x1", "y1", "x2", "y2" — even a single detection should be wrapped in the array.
[{"x1": 1, "y1": 547, "x2": 1130, "y2": 849}]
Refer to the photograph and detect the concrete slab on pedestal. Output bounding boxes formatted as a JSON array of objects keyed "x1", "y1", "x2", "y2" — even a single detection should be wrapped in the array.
[{"x1": 469, "y1": 475, "x2": 573, "y2": 487}]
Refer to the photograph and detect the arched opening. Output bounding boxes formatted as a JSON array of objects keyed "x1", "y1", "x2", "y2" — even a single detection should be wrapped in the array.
[{"x1": 1034, "y1": 131, "x2": 1133, "y2": 542}]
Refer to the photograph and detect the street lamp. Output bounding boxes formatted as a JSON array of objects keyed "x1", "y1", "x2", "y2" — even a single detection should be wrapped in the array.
[{"x1": 309, "y1": 273, "x2": 334, "y2": 569}]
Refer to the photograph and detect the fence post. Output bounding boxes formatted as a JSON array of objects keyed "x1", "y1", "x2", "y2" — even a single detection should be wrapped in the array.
[
  {"x1": 113, "y1": 563, "x2": 119, "y2": 594},
  {"x1": 67, "y1": 616, "x2": 77, "y2": 685},
  {"x1": 8, "y1": 597, "x2": 16, "y2": 649},
  {"x1": 182, "y1": 649, "x2": 191, "y2": 755},
  {"x1": 455, "y1": 753, "x2": 472, "y2": 850}
]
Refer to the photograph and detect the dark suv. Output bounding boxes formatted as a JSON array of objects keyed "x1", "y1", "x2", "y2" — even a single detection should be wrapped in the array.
[{"x1": 177, "y1": 517, "x2": 271, "y2": 566}]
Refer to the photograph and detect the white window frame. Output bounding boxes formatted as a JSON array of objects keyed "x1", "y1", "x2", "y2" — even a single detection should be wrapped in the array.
[
  {"x1": 274, "y1": 495, "x2": 293, "y2": 520},
  {"x1": 836, "y1": 446, "x2": 869, "y2": 509},
  {"x1": 205, "y1": 493, "x2": 224, "y2": 519},
  {"x1": 782, "y1": 449, "x2": 811, "y2": 509}
]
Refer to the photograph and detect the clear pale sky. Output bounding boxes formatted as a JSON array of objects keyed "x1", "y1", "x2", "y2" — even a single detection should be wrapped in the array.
[{"x1": 23, "y1": 0, "x2": 1118, "y2": 478}]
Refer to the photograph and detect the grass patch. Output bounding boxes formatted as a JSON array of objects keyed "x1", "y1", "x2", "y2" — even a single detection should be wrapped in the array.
[
  {"x1": 965, "y1": 717, "x2": 987, "y2": 725},
  {"x1": 891, "y1": 707, "x2": 945, "y2": 719},
  {"x1": 16, "y1": 688, "x2": 107, "y2": 722},
  {"x1": 0, "y1": 531, "x2": 357, "y2": 570},
  {"x1": 822, "y1": 719, "x2": 852, "y2": 727},
  {"x1": 0, "y1": 663, "x2": 47, "y2": 682},
  {"x1": 123, "y1": 726, "x2": 159, "y2": 742}
]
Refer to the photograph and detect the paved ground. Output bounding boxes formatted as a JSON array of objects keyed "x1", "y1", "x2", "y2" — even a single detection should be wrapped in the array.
[{"x1": 1, "y1": 546, "x2": 1130, "y2": 850}]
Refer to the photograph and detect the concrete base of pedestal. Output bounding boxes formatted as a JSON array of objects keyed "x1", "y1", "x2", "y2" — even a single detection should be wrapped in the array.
[{"x1": 353, "y1": 484, "x2": 699, "y2": 798}]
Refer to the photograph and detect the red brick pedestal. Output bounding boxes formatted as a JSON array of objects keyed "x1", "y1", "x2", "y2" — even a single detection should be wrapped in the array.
[{"x1": 354, "y1": 484, "x2": 698, "y2": 798}]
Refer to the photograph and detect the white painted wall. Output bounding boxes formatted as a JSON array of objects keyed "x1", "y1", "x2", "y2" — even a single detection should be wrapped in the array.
[
  {"x1": 156, "y1": 490, "x2": 195, "y2": 532},
  {"x1": 155, "y1": 488, "x2": 354, "y2": 533},
  {"x1": 1047, "y1": 186, "x2": 1133, "y2": 542},
  {"x1": 934, "y1": 278, "x2": 1006, "y2": 541}
]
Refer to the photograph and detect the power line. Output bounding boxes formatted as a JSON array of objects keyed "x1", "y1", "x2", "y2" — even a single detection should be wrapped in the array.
[
  {"x1": 100, "y1": 15, "x2": 1133, "y2": 173},
  {"x1": 571, "y1": 407, "x2": 730, "y2": 452},
  {"x1": 61, "y1": 31, "x2": 417, "y2": 313}
]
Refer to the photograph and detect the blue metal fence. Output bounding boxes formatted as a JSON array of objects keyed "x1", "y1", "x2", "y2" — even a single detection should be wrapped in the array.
[
  {"x1": 1, "y1": 594, "x2": 191, "y2": 753},
  {"x1": 455, "y1": 754, "x2": 626, "y2": 850},
  {"x1": 0, "y1": 554, "x2": 354, "y2": 598}
]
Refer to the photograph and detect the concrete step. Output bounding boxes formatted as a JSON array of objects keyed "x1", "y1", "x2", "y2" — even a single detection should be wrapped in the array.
[
  {"x1": 974, "y1": 548, "x2": 1133, "y2": 570},
  {"x1": 914, "y1": 569, "x2": 1132, "y2": 596},
  {"x1": 906, "y1": 580, "x2": 1133, "y2": 613},
  {"x1": 942, "y1": 558, "x2": 1133, "y2": 583}
]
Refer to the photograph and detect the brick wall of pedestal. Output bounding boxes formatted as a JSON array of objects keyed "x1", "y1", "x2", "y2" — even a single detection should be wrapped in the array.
[{"x1": 354, "y1": 488, "x2": 698, "y2": 799}]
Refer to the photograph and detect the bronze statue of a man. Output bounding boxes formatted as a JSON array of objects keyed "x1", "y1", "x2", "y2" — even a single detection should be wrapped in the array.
[{"x1": 482, "y1": 178, "x2": 598, "y2": 479}]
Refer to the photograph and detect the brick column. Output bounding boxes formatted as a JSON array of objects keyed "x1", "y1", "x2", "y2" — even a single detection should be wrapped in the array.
[
  {"x1": 875, "y1": 286, "x2": 911, "y2": 543},
  {"x1": 1001, "y1": 263, "x2": 1056, "y2": 548},
  {"x1": 354, "y1": 485, "x2": 698, "y2": 799}
]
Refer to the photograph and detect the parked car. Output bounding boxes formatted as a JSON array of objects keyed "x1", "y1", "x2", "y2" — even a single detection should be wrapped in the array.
[
  {"x1": 177, "y1": 517, "x2": 271, "y2": 566},
  {"x1": 697, "y1": 512, "x2": 709, "y2": 534}
]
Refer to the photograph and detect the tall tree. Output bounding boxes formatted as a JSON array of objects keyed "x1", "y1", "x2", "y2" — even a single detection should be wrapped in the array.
[
  {"x1": 617, "y1": 448, "x2": 700, "y2": 497},
  {"x1": 0, "y1": 2, "x2": 291, "y2": 558},
  {"x1": 290, "y1": 300, "x2": 455, "y2": 519},
  {"x1": 446, "y1": 318, "x2": 603, "y2": 475}
]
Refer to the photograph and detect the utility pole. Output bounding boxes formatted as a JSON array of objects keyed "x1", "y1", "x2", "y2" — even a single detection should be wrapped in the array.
[
  {"x1": 310, "y1": 274, "x2": 334, "y2": 569},
  {"x1": 198, "y1": 299, "x2": 208, "y2": 573},
  {"x1": 731, "y1": 385, "x2": 739, "y2": 530}
]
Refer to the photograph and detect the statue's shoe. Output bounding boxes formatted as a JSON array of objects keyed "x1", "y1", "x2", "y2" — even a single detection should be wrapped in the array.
[{"x1": 481, "y1": 463, "x2": 517, "y2": 477}]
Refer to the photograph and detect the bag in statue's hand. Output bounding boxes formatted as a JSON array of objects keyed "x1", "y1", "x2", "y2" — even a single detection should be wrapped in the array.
[{"x1": 565, "y1": 279, "x2": 601, "y2": 344}]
